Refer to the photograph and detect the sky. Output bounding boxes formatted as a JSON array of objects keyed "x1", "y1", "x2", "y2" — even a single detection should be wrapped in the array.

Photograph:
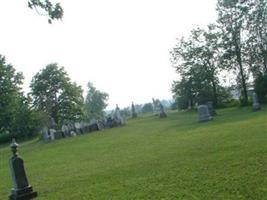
[{"x1": 0, "y1": 0, "x2": 217, "y2": 109}]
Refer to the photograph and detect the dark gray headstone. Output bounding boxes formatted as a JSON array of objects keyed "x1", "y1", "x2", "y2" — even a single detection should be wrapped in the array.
[
  {"x1": 159, "y1": 103, "x2": 167, "y2": 118},
  {"x1": 197, "y1": 105, "x2": 213, "y2": 122},
  {"x1": 54, "y1": 131, "x2": 63, "y2": 139},
  {"x1": 252, "y1": 92, "x2": 261, "y2": 111},
  {"x1": 9, "y1": 139, "x2": 37, "y2": 200}
]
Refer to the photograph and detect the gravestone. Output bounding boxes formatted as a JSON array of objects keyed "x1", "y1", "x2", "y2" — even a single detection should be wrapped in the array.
[
  {"x1": 49, "y1": 129, "x2": 56, "y2": 140},
  {"x1": 74, "y1": 122, "x2": 81, "y2": 135},
  {"x1": 62, "y1": 124, "x2": 70, "y2": 137},
  {"x1": 9, "y1": 139, "x2": 37, "y2": 200},
  {"x1": 159, "y1": 103, "x2": 167, "y2": 118},
  {"x1": 197, "y1": 105, "x2": 213, "y2": 122},
  {"x1": 114, "y1": 105, "x2": 123, "y2": 125},
  {"x1": 252, "y1": 92, "x2": 261, "y2": 111},
  {"x1": 70, "y1": 131, "x2": 77, "y2": 137},
  {"x1": 49, "y1": 117, "x2": 57, "y2": 129},
  {"x1": 54, "y1": 131, "x2": 63, "y2": 139},
  {"x1": 207, "y1": 101, "x2": 216, "y2": 116},
  {"x1": 131, "y1": 102, "x2": 137, "y2": 118},
  {"x1": 96, "y1": 120, "x2": 106, "y2": 131},
  {"x1": 152, "y1": 98, "x2": 161, "y2": 116},
  {"x1": 83, "y1": 122, "x2": 90, "y2": 133},
  {"x1": 41, "y1": 127, "x2": 50, "y2": 141}
]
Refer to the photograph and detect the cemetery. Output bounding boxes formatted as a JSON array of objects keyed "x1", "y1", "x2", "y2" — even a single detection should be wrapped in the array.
[
  {"x1": 1, "y1": 0, "x2": 267, "y2": 199},
  {"x1": 0, "y1": 105, "x2": 266, "y2": 199}
]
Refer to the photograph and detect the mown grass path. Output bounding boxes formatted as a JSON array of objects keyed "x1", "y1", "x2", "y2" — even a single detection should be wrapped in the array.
[{"x1": 0, "y1": 106, "x2": 266, "y2": 199}]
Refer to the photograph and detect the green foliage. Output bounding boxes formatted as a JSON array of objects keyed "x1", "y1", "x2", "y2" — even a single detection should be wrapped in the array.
[
  {"x1": 246, "y1": 0, "x2": 267, "y2": 75},
  {"x1": 120, "y1": 107, "x2": 131, "y2": 118},
  {"x1": 172, "y1": 0, "x2": 267, "y2": 107},
  {"x1": 172, "y1": 78, "x2": 193, "y2": 110},
  {"x1": 222, "y1": 99, "x2": 240, "y2": 108},
  {"x1": 58, "y1": 82, "x2": 84, "y2": 124},
  {"x1": 85, "y1": 82, "x2": 109, "y2": 120},
  {"x1": 28, "y1": 0, "x2": 63, "y2": 23},
  {"x1": 0, "y1": 55, "x2": 42, "y2": 141},
  {"x1": 0, "y1": 55, "x2": 23, "y2": 131},
  {"x1": 217, "y1": 0, "x2": 253, "y2": 104},
  {"x1": 30, "y1": 63, "x2": 84, "y2": 127},
  {"x1": 0, "y1": 107, "x2": 266, "y2": 199},
  {"x1": 171, "y1": 26, "x2": 222, "y2": 108},
  {"x1": 0, "y1": 132, "x2": 14, "y2": 144},
  {"x1": 216, "y1": 85, "x2": 233, "y2": 107},
  {"x1": 254, "y1": 72, "x2": 267, "y2": 103},
  {"x1": 141, "y1": 103, "x2": 153, "y2": 113}
]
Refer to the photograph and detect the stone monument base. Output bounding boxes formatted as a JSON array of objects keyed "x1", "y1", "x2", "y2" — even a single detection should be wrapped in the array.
[
  {"x1": 9, "y1": 186, "x2": 37, "y2": 200},
  {"x1": 199, "y1": 116, "x2": 213, "y2": 122},
  {"x1": 159, "y1": 112, "x2": 167, "y2": 118},
  {"x1": 253, "y1": 103, "x2": 261, "y2": 112}
]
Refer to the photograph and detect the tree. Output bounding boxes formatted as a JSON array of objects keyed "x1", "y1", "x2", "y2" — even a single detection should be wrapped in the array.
[
  {"x1": 246, "y1": 0, "x2": 267, "y2": 76},
  {"x1": 254, "y1": 72, "x2": 267, "y2": 103},
  {"x1": 171, "y1": 26, "x2": 223, "y2": 108},
  {"x1": 172, "y1": 78, "x2": 194, "y2": 110},
  {"x1": 0, "y1": 55, "x2": 23, "y2": 132},
  {"x1": 141, "y1": 103, "x2": 153, "y2": 113},
  {"x1": 28, "y1": 0, "x2": 63, "y2": 23},
  {"x1": 217, "y1": 0, "x2": 250, "y2": 105},
  {"x1": 85, "y1": 82, "x2": 109, "y2": 120},
  {"x1": 30, "y1": 63, "x2": 84, "y2": 126},
  {"x1": 0, "y1": 55, "x2": 43, "y2": 140},
  {"x1": 58, "y1": 82, "x2": 84, "y2": 124}
]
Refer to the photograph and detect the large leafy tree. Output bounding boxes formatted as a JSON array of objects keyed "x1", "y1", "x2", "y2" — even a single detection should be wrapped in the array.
[
  {"x1": 30, "y1": 63, "x2": 84, "y2": 126},
  {"x1": 85, "y1": 82, "x2": 109, "y2": 120},
  {"x1": 246, "y1": 0, "x2": 267, "y2": 76},
  {"x1": 217, "y1": 0, "x2": 250, "y2": 105},
  {"x1": 141, "y1": 103, "x2": 153, "y2": 113},
  {"x1": 171, "y1": 26, "x2": 222, "y2": 107},
  {"x1": 0, "y1": 55, "x2": 23, "y2": 132},
  {"x1": 171, "y1": 78, "x2": 194, "y2": 110},
  {"x1": 0, "y1": 55, "x2": 43, "y2": 140}
]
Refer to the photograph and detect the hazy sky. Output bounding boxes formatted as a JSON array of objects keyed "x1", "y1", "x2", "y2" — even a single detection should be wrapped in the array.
[{"x1": 0, "y1": 0, "x2": 217, "y2": 109}]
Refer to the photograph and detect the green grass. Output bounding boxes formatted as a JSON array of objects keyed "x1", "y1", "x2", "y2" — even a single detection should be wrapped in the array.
[{"x1": 0, "y1": 106, "x2": 267, "y2": 200}]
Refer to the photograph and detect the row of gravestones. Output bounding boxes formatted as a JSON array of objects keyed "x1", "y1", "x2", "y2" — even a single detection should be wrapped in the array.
[
  {"x1": 198, "y1": 92, "x2": 261, "y2": 122},
  {"x1": 42, "y1": 109, "x2": 126, "y2": 142}
]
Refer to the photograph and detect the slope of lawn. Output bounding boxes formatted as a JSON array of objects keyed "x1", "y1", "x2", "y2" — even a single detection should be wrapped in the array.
[{"x1": 0, "y1": 106, "x2": 266, "y2": 200}]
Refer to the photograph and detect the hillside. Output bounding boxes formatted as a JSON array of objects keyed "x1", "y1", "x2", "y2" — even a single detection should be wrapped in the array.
[{"x1": 0, "y1": 106, "x2": 266, "y2": 200}]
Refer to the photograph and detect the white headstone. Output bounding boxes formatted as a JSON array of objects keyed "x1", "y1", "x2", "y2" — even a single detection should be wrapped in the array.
[
  {"x1": 252, "y1": 92, "x2": 261, "y2": 111},
  {"x1": 49, "y1": 129, "x2": 56, "y2": 140}
]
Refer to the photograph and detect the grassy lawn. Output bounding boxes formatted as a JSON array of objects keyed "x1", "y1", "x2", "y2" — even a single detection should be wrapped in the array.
[{"x1": 0, "y1": 106, "x2": 266, "y2": 199}]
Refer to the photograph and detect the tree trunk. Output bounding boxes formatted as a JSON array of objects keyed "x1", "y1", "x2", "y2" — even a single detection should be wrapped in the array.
[
  {"x1": 235, "y1": 43, "x2": 248, "y2": 104},
  {"x1": 263, "y1": 52, "x2": 267, "y2": 72},
  {"x1": 211, "y1": 79, "x2": 218, "y2": 108}
]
